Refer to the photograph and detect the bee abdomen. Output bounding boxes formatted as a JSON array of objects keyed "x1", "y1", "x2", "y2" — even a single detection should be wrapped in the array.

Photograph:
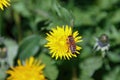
[{"x1": 70, "y1": 45, "x2": 76, "y2": 54}]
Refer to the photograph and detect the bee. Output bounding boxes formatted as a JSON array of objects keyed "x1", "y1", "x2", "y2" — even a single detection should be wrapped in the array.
[
  {"x1": 94, "y1": 34, "x2": 110, "y2": 57},
  {"x1": 67, "y1": 35, "x2": 76, "y2": 54},
  {"x1": 99, "y1": 34, "x2": 109, "y2": 45}
]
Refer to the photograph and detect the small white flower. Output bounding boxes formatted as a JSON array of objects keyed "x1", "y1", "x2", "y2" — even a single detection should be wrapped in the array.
[
  {"x1": 94, "y1": 34, "x2": 110, "y2": 57},
  {"x1": 0, "y1": 37, "x2": 8, "y2": 68}
]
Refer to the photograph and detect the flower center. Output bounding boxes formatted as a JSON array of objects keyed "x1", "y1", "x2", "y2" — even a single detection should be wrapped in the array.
[{"x1": 59, "y1": 41, "x2": 65, "y2": 46}]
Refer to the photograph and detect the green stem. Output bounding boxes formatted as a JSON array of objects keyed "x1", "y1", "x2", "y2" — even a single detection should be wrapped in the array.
[
  {"x1": 103, "y1": 58, "x2": 111, "y2": 71},
  {"x1": 13, "y1": 11, "x2": 22, "y2": 43},
  {"x1": 0, "y1": 12, "x2": 3, "y2": 36},
  {"x1": 72, "y1": 67, "x2": 78, "y2": 80}
]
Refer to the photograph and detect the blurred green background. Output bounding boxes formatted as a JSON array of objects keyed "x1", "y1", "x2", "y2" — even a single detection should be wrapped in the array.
[{"x1": 0, "y1": 0, "x2": 120, "y2": 80}]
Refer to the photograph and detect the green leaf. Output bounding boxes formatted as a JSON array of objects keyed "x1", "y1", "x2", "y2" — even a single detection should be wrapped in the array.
[
  {"x1": 0, "y1": 68, "x2": 7, "y2": 80},
  {"x1": 13, "y1": 2, "x2": 31, "y2": 17},
  {"x1": 4, "y1": 38, "x2": 18, "y2": 67},
  {"x1": 39, "y1": 53, "x2": 58, "y2": 80},
  {"x1": 107, "y1": 52, "x2": 120, "y2": 63},
  {"x1": 103, "y1": 66, "x2": 120, "y2": 80},
  {"x1": 73, "y1": 8, "x2": 97, "y2": 26},
  {"x1": 97, "y1": 0, "x2": 119, "y2": 9},
  {"x1": 18, "y1": 35, "x2": 40, "y2": 60},
  {"x1": 80, "y1": 56, "x2": 103, "y2": 77},
  {"x1": 79, "y1": 75, "x2": 94, "y2": 80},
  {"x1": 110, "y1": 10, "x2": 120, "y2": 23},
  {"x1": 106, "y1": 26, "x2": 120, "y2": 46}
]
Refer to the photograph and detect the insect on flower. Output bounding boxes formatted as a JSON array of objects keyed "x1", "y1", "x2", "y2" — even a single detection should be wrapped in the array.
[
  {"x1": 94, "y1": 34, "x2": 110, "y2": 57},
  {"x1": 45, "y1": 25, "x2": 82, "y2": 60},
  {"x1": 67, "y1": 35, "x2": 76, "y2": 54}
]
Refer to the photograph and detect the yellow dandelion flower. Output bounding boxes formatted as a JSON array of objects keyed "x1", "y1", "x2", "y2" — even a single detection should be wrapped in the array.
[
  {"x1": 0, "y1": 0, "x2": 10, "y2": 10},
  {"x1": 6, "y1": 57, "x2": 46, "y2": 80},
  {"x1": 45, "y1": 25, "x2": 82, "y2": 60}
]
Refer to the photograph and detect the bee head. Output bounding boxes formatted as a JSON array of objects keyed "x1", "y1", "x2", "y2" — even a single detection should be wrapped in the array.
[{"x1": 99, "y1": 34, "x2": 109, "y2": 43}]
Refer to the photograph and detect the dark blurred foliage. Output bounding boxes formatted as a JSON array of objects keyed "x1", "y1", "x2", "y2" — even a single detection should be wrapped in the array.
[{"x1": 0, "y1": 0, "x2": 120, "y2": 80}]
